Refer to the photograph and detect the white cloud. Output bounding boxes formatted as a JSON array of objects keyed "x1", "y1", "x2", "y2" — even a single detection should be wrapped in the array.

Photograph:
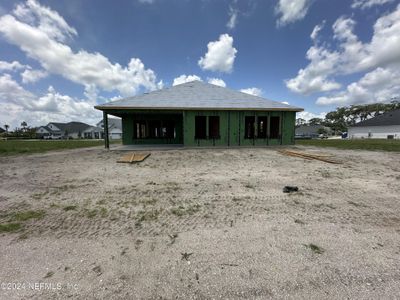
[
  {"x1": 275, "y1": 0, "x2": 312, "y2": 27},
  {"x1": 13, "y1": 0, "x2": 77, "y2": 42},
  {"x1": 21, "y1": 68, "x2": 48, "y2": 84},
  {"x1": 227, "y1": 4, "x2": 238, "y2": 30},
  {"x1": 352, "y1": 0, "x2": 394, "y2": 9},
  {"x1": 138, "y1": 0, "x2": 155, "y2": 3},
  {"x1": 310, "y1": 21, "x2": 325, "y2": 41},
  {"x1": 317, "y1": 66, "x2": 400, "y2": 105},
  {"x1": 0, "y1": 73, "x2": 100, "y2": 127},
  {"x1": 173, "y1": 76, "x2": 226, "y2": 88},
  {"x1": 0, "y1": 60, "x2": 25, "y2": 71},
  {"x1": 297, "y1": 111, "x2": 327, "y2": 121},
  {"x1": 198, "y1": 34, "x2": 237, "y2": 73},
  {"x1": 0, "y1": 0, "x2": 160, "y2": 96},
  {"x1": 287, "y1": 4, "x2": 400, "y2": 103},
  {"x1": 172, "y1": 74, "x2": 202, "y2": 86},
  {"x1": 281, "y1": 101, "x2": 290, "y2": 105},
  {"x1": 110, "y1": 95, "x2": 123, "y2": 102},
  {"x1": 285, "y1": 46, "x2": 342, "y2": 94},
  {"x1": 240, "y1": 87, "x2": 262, "y2": 96},
  {"x1": 207, "y1": 77, "x2": 226, "y2": 87}
]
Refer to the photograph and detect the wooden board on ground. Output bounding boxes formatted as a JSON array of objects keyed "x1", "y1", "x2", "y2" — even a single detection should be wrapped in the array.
[
  {"x1": 278, "y1": 149, "x2": 341, "y2": 164},
  {"x1": 117, "y1": 152, "x2": 150, "y2": 163}
]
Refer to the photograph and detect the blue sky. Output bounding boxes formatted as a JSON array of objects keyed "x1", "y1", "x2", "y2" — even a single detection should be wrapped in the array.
[{"x1": 0, "y1": 0, "x2": 399, "y2": 127}]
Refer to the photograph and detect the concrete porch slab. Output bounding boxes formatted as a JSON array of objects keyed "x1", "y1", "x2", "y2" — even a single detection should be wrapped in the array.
[{"x1": 110, "y1": 144, "x2": 184, "y2": 151}]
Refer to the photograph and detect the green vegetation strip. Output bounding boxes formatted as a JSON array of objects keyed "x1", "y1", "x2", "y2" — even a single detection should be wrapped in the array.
[
  {"x1": 8, "y1": 210, "x2": 45, "y2": 222},
  {"x1": 0, "y1": 210, "x2": 46, "y2": 235},
  {"x1": 296, "y1": 139, "x2": 400, "y2": 152},
  {"x1": 0, "y1": 139, "x2": 121, "y2": 156},
  {"x1": 0, "y1": 223, "x2": 22, "y2": 233}
]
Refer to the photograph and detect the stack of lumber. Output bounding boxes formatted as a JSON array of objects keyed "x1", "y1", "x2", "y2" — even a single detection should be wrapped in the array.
[
  {"x1": 117, "y1": 152, "x2": 150, "y2": 164},
  {"x1": 278, "y1": 149, "x2": 341, "y2": 164}
]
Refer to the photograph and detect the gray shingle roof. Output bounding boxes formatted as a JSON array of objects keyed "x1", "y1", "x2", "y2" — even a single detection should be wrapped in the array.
[
  {"x1": 95, "y1": 81, "x2": 303, "y2": 111},
  {"x1": 350, "y1": 109, "x2": 400, "y2": 127},
  {"x1": 48, "y1": 122, "x2": 91, "y2": 133}
]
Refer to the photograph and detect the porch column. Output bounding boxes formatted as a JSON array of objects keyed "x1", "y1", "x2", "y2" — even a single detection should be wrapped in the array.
[{"x1": 103, "y1": 111, "x2": 109, "y2": 149}]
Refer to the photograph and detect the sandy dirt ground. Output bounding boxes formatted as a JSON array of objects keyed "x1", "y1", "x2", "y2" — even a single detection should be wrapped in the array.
[{"x1": 0, "y1": 145, "x2": 399, "y2": 299}]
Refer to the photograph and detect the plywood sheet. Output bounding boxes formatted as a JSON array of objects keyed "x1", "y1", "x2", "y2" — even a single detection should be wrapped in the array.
[
  {"x1": 117, "y1": 152, "x2": 150, "y2": 163},
  {"x1": 278, "y1": 149, "x2": 341, "y2": 164}
]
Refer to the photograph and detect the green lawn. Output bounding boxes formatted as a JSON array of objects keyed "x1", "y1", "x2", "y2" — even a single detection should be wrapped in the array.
[
  {"x1": 296, "y1": 139, "x2": 400, "y2": 152},
  {"x1": 0, "y1": 139, "x2": 120, "y2": 156}
]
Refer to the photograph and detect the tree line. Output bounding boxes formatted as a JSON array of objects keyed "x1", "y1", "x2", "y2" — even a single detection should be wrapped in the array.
[
  {"x1": 296, "y1": 100, "x2": 400, "y2": 133},
  {"x1": 1, "y1": 121, "x2": 37, "y2": 139}
]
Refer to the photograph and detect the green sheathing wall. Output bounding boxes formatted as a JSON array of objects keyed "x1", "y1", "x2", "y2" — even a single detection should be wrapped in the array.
[
  {"x1": 122, "y1": 115, "x2": 134, "y2": 145},
  {"x1": 183, "y1": 110, "x2": 296, "y2": 147},
  {"x1": 282, "y1": 111, "x2": 296, "y2": 145},
  {"x1": 183, "y1": 111, "x2": 230, "y2": 147}
]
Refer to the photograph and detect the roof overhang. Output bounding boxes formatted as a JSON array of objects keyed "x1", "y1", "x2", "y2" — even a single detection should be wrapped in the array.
[{"x1": 94, "y1": 106, "x2": 304, "y2": 112}]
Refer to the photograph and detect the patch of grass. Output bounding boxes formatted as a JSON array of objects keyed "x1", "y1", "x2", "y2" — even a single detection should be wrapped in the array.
[
  {"x1": 170, "y1": 204, "x2": 201, "y2": 217},
  {"x1": 304, "y1": 243, "x2": 324, "y2": 254},
  {"x1": 0, "y1": 140, "x2": 122, "y2": 156},
  {"x1": 140, "y1": 198, "x2": 158, "y2": 206},
  {"x1": 296, "y1": 139, "x2": 400, "y2": 152},
  {"x1": 86, "y1": 209, "x2": 98, "y2": 218},
  {"x1": 0, "y1": 223, "x2": 22, "y2": 233},
  {"x1": 136, "y1": 209, "x2": 160, "y2": 222},
  {"x1": 32, "y1": 193, "x2": 45, "y2": 200},
  {"x1": 9, "y1": 210, "x2": 45, "y2": 222},
  {"x1": 171, "y1": 206, "x2": 186, "y2": 217},
  {"x1": 320, "y1": 170, "x2": 331, "y2": 178},
  {"x1": 99, "y1": 207, "x2": 108, "y2": 217},
  {"x1": 63, "y1": 205, "x2": 77, "y2": 211}
]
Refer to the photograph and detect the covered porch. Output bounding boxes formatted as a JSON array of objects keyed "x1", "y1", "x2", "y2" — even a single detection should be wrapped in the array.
[{"x1": 102, "y1": 110, "x2": 183, "y2": 148}]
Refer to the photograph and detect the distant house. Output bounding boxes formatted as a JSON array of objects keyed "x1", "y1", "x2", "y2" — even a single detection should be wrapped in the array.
[
  {"x1": 295, "y1": 124, "x2": 332, "y2": 139},
  {"x1": 96, "y1": 118, "x2": 122, "y2": 140},
  {"x1": 0, "y1": 127, "x2": 4, "y2": 134},
  {"x1": 348, "y1": 109, "x2": 400, "y2": 139},
  {"x1": 83, "y1": 126, "x2": 104, "y2": 139},
  {"x1": 36, "y1": 122, "x2": 91, "y2": 139}
]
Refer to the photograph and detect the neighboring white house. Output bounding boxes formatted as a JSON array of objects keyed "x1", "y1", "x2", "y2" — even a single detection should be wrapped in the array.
[
  {"x1": 97, "y1": 118, "x2": 122, "y2": 140},
  {"x1": 348, "y1": 109, "x2": 400, "y2": 139},
  {"x1": 36, "y1": 122, "x2": 91, "y2": 139},
  {"x1": 295, "y1": 124, "x2": 332, "y2": 139},
  {"x1": 83, "y1": 126, "x2": 104, "y2": 139}
]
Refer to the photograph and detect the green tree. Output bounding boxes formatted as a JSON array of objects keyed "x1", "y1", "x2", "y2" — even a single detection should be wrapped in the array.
[
  {"x1": 309, "y1": 118, "x2": 323, "y2": 126},
  {"x1": 21, "y1": 121, "x2": 27, "y2": 132},
  {"x1": 295, "y1": 118, "x2": 306, "y2": 127}
]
